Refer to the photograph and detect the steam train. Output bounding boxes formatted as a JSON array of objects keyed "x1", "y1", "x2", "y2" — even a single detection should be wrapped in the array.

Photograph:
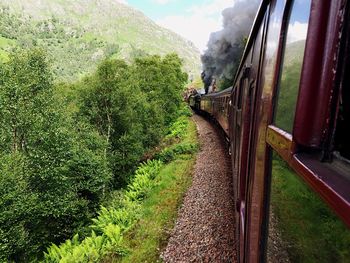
[{"x1": 190, "y1": 0, "x2": 350, "y2": 262}]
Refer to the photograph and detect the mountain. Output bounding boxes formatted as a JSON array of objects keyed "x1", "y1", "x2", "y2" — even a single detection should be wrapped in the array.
[
  {"x1": 0, "y1": 0, "x2": 201, "y2": 81},
  {"x1": 283, "y1": 40, "x2": 306, "y2": 68}
]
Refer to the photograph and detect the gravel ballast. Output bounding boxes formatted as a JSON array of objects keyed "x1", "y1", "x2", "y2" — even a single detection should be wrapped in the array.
[{"x1": 161, "y1": 114, "x2": 237, "y2": 263}]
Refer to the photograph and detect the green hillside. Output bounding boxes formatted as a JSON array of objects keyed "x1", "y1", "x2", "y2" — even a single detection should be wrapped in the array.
[
  {"x1": 0, "y1": 0, "x2": 200, "y2": 81},
  {"x1": 275, "y1": 39, "x2": 306, "y2": 132}
]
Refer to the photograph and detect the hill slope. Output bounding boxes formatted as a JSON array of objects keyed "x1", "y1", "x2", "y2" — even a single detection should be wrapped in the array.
[{"x1": 0, "y1": 0, "x2": 200, "y2": 81}]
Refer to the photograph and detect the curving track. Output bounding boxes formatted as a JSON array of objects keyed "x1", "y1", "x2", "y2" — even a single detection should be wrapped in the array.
[{"x1": 161, "y1": 114, "x2": 237, "y2": 263}]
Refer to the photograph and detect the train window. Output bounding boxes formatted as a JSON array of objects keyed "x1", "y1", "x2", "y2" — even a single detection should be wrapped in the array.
[
  {"x1": 267, "y1": 153, "x2": 350, "y2": 262},
  {"x1": 334, "y1": 82, "x2": 350, "y2": 161},
  {"x1": 334, "y1": 16, "x2": 350, "y2": 161},
  {"x1": 274, "y1": 0, "x2": 311, "y2": 133},
  {"x1": 237, "y1": 78, "x2": 244, "y2": 110}
]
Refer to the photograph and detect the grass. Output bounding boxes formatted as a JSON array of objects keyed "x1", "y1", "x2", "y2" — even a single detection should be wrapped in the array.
[
  {"x1": 117, "y1": 119, "x2": 197, "y2": 263},
  {"x1": 270, "y1": 156, "x2": 350, "y2": 263}
]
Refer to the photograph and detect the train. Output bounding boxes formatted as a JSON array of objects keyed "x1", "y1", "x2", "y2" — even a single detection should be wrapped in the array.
[{"x1": 190, "y1": 0, "x2": 350, "y2": 262}]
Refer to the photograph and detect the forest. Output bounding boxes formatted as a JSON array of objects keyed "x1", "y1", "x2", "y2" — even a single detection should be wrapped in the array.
[{"x1": 0, "y1": 48, "x2": 189, "y2": 262}]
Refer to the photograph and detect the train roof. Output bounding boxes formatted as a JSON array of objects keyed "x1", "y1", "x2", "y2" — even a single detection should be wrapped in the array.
[{"x1": 201, "y1": 86, "x2": 233, "y2": 98}]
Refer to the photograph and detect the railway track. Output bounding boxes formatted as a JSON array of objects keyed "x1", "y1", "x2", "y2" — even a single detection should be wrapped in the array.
[{"x1": 162, "y1": 114, "x2": 236, "y2": 262}]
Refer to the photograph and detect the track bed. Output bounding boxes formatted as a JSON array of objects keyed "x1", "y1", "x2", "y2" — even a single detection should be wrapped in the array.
[{"x1": 161, "y1": 114, "x2": 237, "y2": 262}]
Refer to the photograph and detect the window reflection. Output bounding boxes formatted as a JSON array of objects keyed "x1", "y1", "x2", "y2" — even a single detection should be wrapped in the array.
[
  {"x1": 267, "y1": 153, "x2": 350, "y2": 263},
  {"x1": 274, "y1": 0, "x2": 311, "y2": 133}
]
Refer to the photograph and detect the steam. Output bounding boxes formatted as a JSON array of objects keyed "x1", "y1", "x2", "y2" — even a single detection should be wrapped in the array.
[{"x1": 201, "y1": 0, "x2": 260, "y2": 93}]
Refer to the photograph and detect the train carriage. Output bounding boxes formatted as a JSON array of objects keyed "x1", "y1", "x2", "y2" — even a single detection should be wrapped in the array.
[
  {"x1": 192, "y1": 0, "x2": 350, "y2": 262},
  {"x1": 200, "y1": 88, "x2": 232, "y2": 135}
]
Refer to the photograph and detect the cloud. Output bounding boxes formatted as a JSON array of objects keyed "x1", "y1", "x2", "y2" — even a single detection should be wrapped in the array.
[
  {"x1": 287, "y1": 22, "x2": 308, "y2": 43},
  {"x1": 157, "y1": 14, "x2": 220, "y2": 52},
  {"x1": 188, "y1": 0, "x2": 235, "y2": 17},
  {"x1": 152, "y1": 0, "x2": 175, "y2": 4},
  {"x1": 156, "y1": 0, "x2": 234, "y2": 52},
  {"x1": 116, "y1": 0, "x2": 128, "y2": 4}
]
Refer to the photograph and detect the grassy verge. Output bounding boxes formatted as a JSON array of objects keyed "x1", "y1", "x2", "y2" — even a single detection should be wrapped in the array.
[
  {"x1": 120, "y1": 158, "x2": 195, "y2": 263},
  {"x1": 119, "y1": 118, "x2": 197, "y2": 263}
]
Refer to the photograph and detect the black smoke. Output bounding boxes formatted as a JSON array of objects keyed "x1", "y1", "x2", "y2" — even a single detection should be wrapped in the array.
[{"x1": 201, "y1": 0, "x2": 260, "y2": 91}]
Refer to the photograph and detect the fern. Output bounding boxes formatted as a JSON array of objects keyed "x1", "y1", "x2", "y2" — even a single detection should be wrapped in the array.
[{"x1": 44, "y1": 159, "x2": 162, "y2": 262}]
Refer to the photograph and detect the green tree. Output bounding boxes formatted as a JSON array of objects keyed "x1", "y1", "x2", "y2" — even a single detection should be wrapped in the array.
[
  {"x1": 0, "y1": 49, "x2": 111, "y2": 261},
  {"x1": 78, "y1": 54, "x2": 187, "y2": 187},
  {"x1": 78, "y1": 59, "x2": 144, "y2": 186},
  {"x1": 133, "y1": 54, "x2": 188, "y2": 125}
]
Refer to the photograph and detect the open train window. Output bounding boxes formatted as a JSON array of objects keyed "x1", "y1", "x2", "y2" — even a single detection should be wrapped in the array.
[
  {"x1": 334, "y1": 79, "x2": 350, "y2": 161},
  {"x1": 334, "y1": 5, "x2": 350, "y2": 161}
]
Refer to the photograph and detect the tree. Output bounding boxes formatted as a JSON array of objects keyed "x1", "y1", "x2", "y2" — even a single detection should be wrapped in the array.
[
  {"x1": 78, "y1": 59, "x2": 144, "y2": 186},
  {"x1": 132, "y1": 54, "x2": 188, "y2": 125},
  {"x1": 0, "y1": 49, "x2": 112, "y2": 261}
]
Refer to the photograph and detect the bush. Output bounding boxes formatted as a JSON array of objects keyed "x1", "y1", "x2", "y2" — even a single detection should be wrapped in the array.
[
  {"x1": 177, "y1": 104, "x2": 193, "y2": 117},
  {"x1": 155, "y1": 143, "x2": 199, "y2": 163},
  {"x1": 165, "y1": 116, "x2": 190, "y2": 141},
  {"x1": 44, "y1": 160, "x2": 163, "y2": 262}
]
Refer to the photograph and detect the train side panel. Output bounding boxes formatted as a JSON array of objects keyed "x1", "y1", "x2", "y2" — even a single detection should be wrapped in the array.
[
  {"x1": 192, "y1": 1, "x2": 350, "y2": 262},
  {"x1": 229, "y1": 0, "x2": 350, "y2": 262}
]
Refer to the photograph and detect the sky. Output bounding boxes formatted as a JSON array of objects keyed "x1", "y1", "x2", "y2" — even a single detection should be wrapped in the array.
[
  {"x1": 116, "y1": 0, "x2": 311, "y2": 53},
  {"x1": 117, "y1": 0, "x2": 235, "y2": 52}
]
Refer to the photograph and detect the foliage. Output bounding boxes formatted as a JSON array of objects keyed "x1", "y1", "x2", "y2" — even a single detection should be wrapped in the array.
[
  {"x1": 45, "y1": 229, "x2": 126, "y2": 263},
  {"x1": 119, "y1": 114, "x2": 197, "y2": 263},
  {"x1": 132, "y1": 54, "x2": 188, "y2": 125},
  {"x1": 0, "y1": 2, "x2": 200, "y2": 82},
  {"x1": 0, "y1": 45, "x2": 188, "y2": 261},
  {"x1": 165, "y1": 116, "x2": 190, "y2": 140},
  {"x1": 190, "y1": 75, "x2": 204, "y2": 89},
  {"x1": 78, "y1": 54, "x2": 188, "y2": 187},
  {"x1": 155, "y1": 143, "x2": 199, "y2": 163},
  {"x1": 45, "y1": 115, "x2": 197, "y2": 263},
  {"x1": 0, "y1": 49, "x2": 111, "y2": 261},
  {"x1": 44, "y1": 160, "x2": 163, "y2": 262},
  {"x1": 177, "y1": 103, "x2": 193, "y2": 117},
  {"x1": 0, "y1": 153, "x2": 36, "y2": 262}
]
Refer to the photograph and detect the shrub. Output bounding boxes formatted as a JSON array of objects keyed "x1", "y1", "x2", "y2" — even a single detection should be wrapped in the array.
[
  {"x1": 165, "y1": 116, "x2": 189, "y2": 140},
  {"x1": 44, "y1": 160, "x2": 163, "y2": 262},
  {"x1": 155, "y1": 143, "x2": 199, "y2": 163},
  {"x1": 177, "y1": 104, "x2": 193, "y2": 117}
]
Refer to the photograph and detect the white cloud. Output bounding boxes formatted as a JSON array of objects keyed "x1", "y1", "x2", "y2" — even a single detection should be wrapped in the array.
[
  {"x1": 156, "y1": 0, "x2": 234, "y2": 52},
  {"x1": 116, "y1": 0, "x2": 128, "y2": 4},
  {"x1": 157, "y1": 14, "x2": 220, "y2": 52},
  {"x1": 188, "y1": 0, "x2": 234, "y2": 16},
  {"x1": 152, "y1": 0, "x2": 175, "y2": 4},
  {"x1": 287, "y1": 22, "x2": 308, "y2": 43}
]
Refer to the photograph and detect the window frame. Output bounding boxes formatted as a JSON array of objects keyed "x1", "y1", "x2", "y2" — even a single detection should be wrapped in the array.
[{"x1": 266, "y1": 0, "x2": 350, "y2": 228}]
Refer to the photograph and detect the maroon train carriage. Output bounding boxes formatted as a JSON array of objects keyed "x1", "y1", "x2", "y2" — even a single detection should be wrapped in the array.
[
  {"x1": 199, "y1": 87, "x2": 232, "y2": 135},
  {"x1": 192, "y1": 0, "x2": 350, "y2": 262}
]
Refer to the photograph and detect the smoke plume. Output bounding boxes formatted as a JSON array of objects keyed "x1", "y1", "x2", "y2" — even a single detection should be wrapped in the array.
[{"x1": 201, "y1": 0, "x2": 260, "y2": 92}]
